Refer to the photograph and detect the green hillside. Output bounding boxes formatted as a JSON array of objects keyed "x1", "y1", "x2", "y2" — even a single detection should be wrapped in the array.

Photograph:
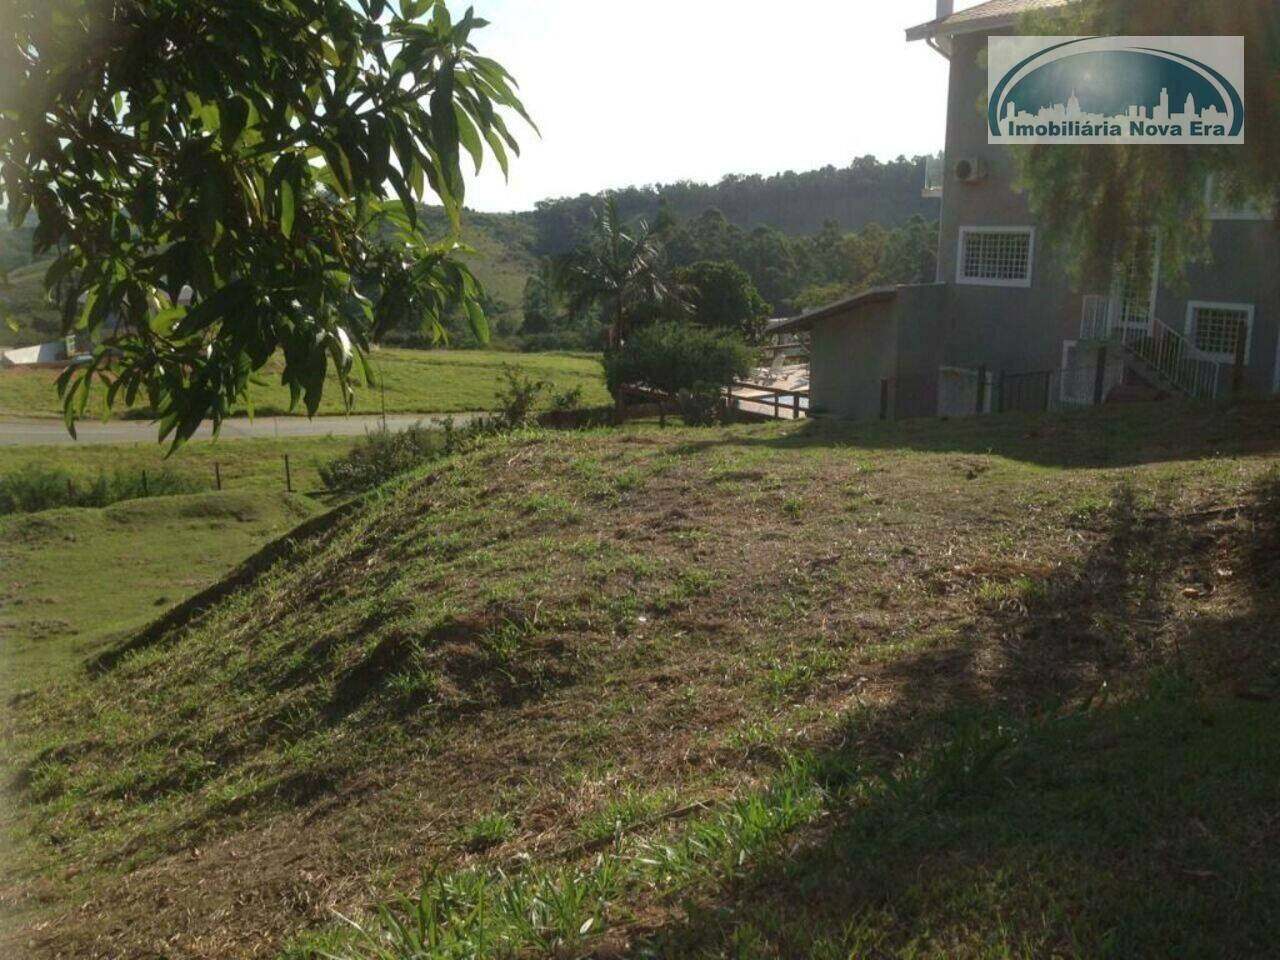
[
  {"x1": 6, "y1": 400, "x2": 1280, "y2": 958},
  {"x1": 421, "y1": 207, "x2": 541, "y2": 337}
]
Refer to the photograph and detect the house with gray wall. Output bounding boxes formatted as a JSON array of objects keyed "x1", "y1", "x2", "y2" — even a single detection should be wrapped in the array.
[{"x1": 783, "y1": 0, "x2": 1278, "y2": 420}]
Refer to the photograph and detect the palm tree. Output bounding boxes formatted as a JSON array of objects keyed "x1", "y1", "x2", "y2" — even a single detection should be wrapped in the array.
[{"x1": 557, "y1": 195, "x2": 687, "y2": 348}]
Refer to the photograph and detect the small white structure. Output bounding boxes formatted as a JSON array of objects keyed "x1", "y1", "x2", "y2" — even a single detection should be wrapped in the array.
[
  {"x1": 0, "y1": 284, "x2": 195, "y2": 368},
  {"x1": 0, "y1": 340, "x2": 69, "y2": 367}
]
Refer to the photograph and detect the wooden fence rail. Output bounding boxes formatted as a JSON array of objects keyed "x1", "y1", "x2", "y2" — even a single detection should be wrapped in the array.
[
  {"x1": 617, "y1": 382, "x2": 810, "y2": 423},
  {"x1": 726, "y1": 381, "x2": 809, "y2": 421}
]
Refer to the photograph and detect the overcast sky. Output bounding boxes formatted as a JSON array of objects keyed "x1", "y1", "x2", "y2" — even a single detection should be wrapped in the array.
[{"x1": 460, "y1": 0, "x2": 979, "y2": 212}]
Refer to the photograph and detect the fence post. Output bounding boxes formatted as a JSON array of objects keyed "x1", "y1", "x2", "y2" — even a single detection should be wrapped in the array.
[
  {"x1": 1043, "y1": 370, "x2": 1054, "y2": 412},
  {"x1": 1093, "y1": 346, "x2": 1108, "y2": 406},
  {"x1": 214, "y1": 462, "x2": 222, "y2": 491},
  {"x1": 141, "y1": 469, "x2": 148, "y2": 497},
  {"x1": 284, "y1": 455, "x2": 293, "y2": 494},
  {"x1": 793, "y1": 392, "x2": 801, "y2": 420},
  {"x1": 996, "y1": 371, "x2": 1006, "y2": 415},
  {"x1": 1231, "y1": 319, "x2": 1248, "y2": 394},
  {"x1": 976, "y1": 365, "x2": 988, "y2": 415},
  {"x1": 880, "y1": 379, "x2": 890, "y2": 421}
]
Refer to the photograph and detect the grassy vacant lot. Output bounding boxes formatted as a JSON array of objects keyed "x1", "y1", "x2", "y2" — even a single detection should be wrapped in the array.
[
  {"x1": 4, "y1": 400, "x2": 1280, "y2": 958},
  {"x1": 0, "y1": 347, "x2": 609, "y2": 419}
]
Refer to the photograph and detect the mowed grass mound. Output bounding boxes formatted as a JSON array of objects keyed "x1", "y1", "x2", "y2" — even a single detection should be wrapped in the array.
[
  {"x1": 0, "y1": 347, "x2": 608, "y2": 419},
  {"x1": 6, "y1": 401, "x2": 1280, "y2": 959}
]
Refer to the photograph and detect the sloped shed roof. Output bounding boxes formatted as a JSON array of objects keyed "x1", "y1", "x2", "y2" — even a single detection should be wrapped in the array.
[{"x1": 907, "y1": 0, "x2": 1076, "y2": 42}]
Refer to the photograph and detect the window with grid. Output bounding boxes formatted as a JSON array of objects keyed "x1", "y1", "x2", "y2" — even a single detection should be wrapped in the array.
[
  {"x1": 958, "y1": 228, "x2": 1033, "y2": 286},
  {"x1": 1205, "y1": 175, "x2": 1272, "y2": 220},
  {"x1": 1190, "y1": 304, "x2": 1251, "y2": 360}
]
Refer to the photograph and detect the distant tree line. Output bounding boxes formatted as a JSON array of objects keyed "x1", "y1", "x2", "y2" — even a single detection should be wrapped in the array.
[
  {"x1": 4, "y1": 153, "x2": 942, "y2": 353},
  {"x1": 530, "y1": 155, "x2": 941, "y2": 257},
  {"x1": 519, "y1": 203, "x2": 939, "y2": 350}
]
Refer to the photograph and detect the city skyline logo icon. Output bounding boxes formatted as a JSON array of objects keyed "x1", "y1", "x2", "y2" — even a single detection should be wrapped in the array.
[{"x1": 988, "y1": 37, "x2": 1245, "y2": 145}]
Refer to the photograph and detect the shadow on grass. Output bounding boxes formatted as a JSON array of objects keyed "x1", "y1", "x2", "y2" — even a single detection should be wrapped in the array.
[
  {"x1": 87, "y1": 500, "x2": 361, "y2": 675},
  {"x1": 635, "y1": 475, "x2": 1280, "y2": 959},
  {"x1": 672, "y1": 396, "x2": 1280, "y2": 470}
]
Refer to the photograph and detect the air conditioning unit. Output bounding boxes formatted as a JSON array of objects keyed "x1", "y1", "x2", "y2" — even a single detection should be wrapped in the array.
[{"x1": 953, "y1": 157, "x2": 988, "y2": 184}]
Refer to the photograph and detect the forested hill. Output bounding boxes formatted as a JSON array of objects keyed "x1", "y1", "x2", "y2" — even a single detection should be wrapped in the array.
[{"x1": 527, "y1": 155, "x2": 940, "y2": 255}]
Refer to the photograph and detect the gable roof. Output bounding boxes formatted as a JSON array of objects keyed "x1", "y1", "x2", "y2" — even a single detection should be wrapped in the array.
[{"x1": 906, "y1": 0, "x2": 1075, "y2": 43}]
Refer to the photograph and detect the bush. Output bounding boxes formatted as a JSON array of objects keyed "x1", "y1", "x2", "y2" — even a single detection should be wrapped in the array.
[
  {"x1": 318, "y1": 424, "x2": 445, "y2": 493},
  {"x1": 674, "y1": 384, "x2": 724, "y2": 426},
  {"x1": 321, "y1": 408, "x2": 531, "y2": 496},
  {"x1": 603, "y1": 322, "x2": 753, "y2": 425},
  {"x1": 320, "y1": 369, "x2": 589, "y2": 496},
  {"x1": 673, "y1": 260, "x2": 771, "y2": 342},
  {"x1": 516, "y1": 329, "x2": 607, "y2": 353},
  {"x1": 549, "y1": 385, "x2": 584, "y2": 413},
  {"x1": 494, "y1": 365, "x2": 548, "y2": 428},
  {"x1": 0, "y1": 463, "x2": 200, "y2": 515}
]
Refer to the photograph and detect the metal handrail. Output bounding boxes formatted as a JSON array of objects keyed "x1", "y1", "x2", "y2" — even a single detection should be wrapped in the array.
[{"x1": 1080, "y1": 295, "x2": 1221, "y2": 399}]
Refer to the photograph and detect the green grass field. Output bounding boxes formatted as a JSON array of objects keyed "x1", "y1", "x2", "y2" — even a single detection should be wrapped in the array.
[
  {"x1": 0, "y1": 491, "x2": 322, "y2": 700},
  {"x1": 0, "y1": 435, "x2": 357, "y2": 502},
  {"x1": 4, "y1": 399, "x2": 1280, "y2": 958},
  {"x1": 0, "y1": 347, "x2": 609, "y2": 420}
]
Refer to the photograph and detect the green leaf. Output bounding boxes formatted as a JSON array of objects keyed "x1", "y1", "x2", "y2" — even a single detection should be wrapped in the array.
[
  {"x1": 430, "y1": 60, "x2": 463, "y2": 206},
  {"x1": 482, "y1": 126, "x2": 510, "y2": 178},
  {"x1": 454, "y1": 103, "x2": 484, "y2": 174},
  {"x1": 219, "y1": 96, "x2": 251, "y2": 150},
  {"x1": 280, "y1": 178, "x2": 296, "y2": 238},
  {"x1": 199, "y1": 172, "x2": 224, "y2": 246},
  {"x1": 77, "y1": 289, "x2": 99, "y2": 330},
  {"x1": 463, "y1": 298, "x2": 489, "y2": 344},
  {"x1": 149, "y1": 306, "x2": 185, "y2": 335},
  {"x1": 6, "y1": 194, "x2": 30, "y2": 228},
  {"x1": 320, "y1": 140, "x2": 354, "y2": 196}
]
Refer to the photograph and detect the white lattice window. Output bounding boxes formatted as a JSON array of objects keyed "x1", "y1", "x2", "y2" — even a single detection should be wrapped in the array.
[
  {"x1": 957, "y1": 227, "x2": 1034, "y2": 288},
  {"x1": 1205, "y1": 175, "x2": 1272, "y2": 221},
  {"x1": 1187, "y1": 302, "x2": 1253, "y2": 362}
]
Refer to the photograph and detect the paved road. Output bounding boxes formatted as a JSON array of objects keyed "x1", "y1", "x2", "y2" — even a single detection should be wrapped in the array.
[{"x1": 0, "y1": 413, "x2": 485, "y2": 446}]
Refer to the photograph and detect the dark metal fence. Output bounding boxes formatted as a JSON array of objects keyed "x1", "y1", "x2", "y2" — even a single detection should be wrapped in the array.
[
  {"x1": 878, "y1": 364, "x2": 1112, "y2": 422},
  {"x1": 996, "y1": 370, "x2": 1054, "y2": 414}
]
